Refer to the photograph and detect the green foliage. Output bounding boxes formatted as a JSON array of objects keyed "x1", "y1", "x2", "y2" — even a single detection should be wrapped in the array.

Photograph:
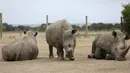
[
  {"x1": 38, "y1": 23, "x2": 46, "y2": 31},
  {"x1": 72, "y1": 25, "x2": 81, "y2": 30},
  {"x1": 71, "y1": 23, "x2": 120, "y2": 31},
  {"x1": 17, "y1": 25, "x2": 31, "y2": 31},
  {"x1": 2, "y1": 22, "x2": 121, "y2": 32},
  {"x1": 121, "y1": 3, "x2": 130, "y2": 34},
  {"x1": 88, "y1": 23, "x2": 120, "y2": 31},
  {"x1": 3, "y1": 23, "x2": 15, "y2": 31},
  {"x1": 37, "y1": 23, "x2": 51, "y2": 31},
  {"x1": 2, "y1": 23, "x2": 32, "y2": 31},
  {"x1": 2, "y1": 23, "x2": 51, "y2": 32},
  {"x1": 114, "y1": 23, "x2": 121, "y2": 29}
]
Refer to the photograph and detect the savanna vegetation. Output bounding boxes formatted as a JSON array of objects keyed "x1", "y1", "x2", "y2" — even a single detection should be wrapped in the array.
[
  {"x1": 2, "y1": 22, "x2": 121, "y2": 32},
  {"x1": 121, "y1": 3, "x2": 130, "y2": 34}
]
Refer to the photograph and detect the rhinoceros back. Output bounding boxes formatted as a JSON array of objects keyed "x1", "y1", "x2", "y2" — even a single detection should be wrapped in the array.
[
  {"x1": 45, "y1": 19, "x2": 73, "y2": 46},
  {"x1": 2, "y1": 36, "x2": 38, "y2": 61},
  {"x1": 96, "y1": 33, "x2": 116, "y2": 53}
]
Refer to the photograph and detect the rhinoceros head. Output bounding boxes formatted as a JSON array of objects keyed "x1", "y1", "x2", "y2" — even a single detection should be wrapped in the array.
[
  {"x1": 24, "y1": 30, "x2": 38, "y2": 43},
  {"x1": 112, "y1": 30, "x2": 130, "y2": 61},
  {"x1": 24, "y1": 30, "x2": 38, "y2": 37},
  {"x1": 62, "y1": 28, "x2": 77, "y2": 60}
]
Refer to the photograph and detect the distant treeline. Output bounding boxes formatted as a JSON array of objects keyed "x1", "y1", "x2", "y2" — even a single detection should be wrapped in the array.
[
  {"x1": 2, "y1": 23, "x2": 51, "y2": 32},
  {"x1": 2, "y1": 22, "x2": 121, "y2": 32}
]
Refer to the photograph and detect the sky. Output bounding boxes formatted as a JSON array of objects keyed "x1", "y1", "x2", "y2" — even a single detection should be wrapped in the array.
[{"x1": 0, "y1": 0, "x2": 130, "y2": 25}]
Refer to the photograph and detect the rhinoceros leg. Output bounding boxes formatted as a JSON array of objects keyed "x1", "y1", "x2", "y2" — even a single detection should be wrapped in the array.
[
  {"x1": 88, "y1": 53, "x2": 95, "y2": 58},
  {"x1": 95, "y1": 47, "x2": 106, "y2": 59},
  {"x1": 58, "y1": 49, "x2": 64, "y2": 60},
  {"x1": 88, "y1": 37, "x2": 100, "y2": 59},
  {"x1": 88, "y1": 43, "x2": 96, "y2": 58},
  {"x1": 55, "y1": 43, "x2": 64, "y2": 60},
  {"x1": 105, "y1": 54, "x2": 115, "y2": 60},
  {"x1": 49, "y1": 45, "x2": 54, "y2": 59}
]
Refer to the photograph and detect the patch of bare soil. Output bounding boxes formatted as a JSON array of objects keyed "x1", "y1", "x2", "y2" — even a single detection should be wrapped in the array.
[{"x1": 0, "y1": 33, "x2": 130, "y2": 73}]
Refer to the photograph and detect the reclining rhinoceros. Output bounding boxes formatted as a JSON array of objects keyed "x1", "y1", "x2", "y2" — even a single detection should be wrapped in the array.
[
  {"x1": 88, "y1": 30, "x2": 130, "y2": 61},
  {"x1": 45, "y1": 19, "x2": 77, "y2": 60},
  {"x1": 2, "y1": 30, "x2": 39, "y2": 61}
]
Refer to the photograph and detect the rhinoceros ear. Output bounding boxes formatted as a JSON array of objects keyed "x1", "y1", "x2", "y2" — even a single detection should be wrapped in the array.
[
  {"x1": 34, "y1": 32, "x2": 38, "y2": 37},
  {"x1": 72, "y1": 29, "x2": 77, "y2": 34},
  {"x1": 24, "y1": 31, "x2": 26, "y2": 34},
  {"x1": 112, "y1": 31, "x2": 117, "y2": 37},
  {"x1": 125, "y1": 35, "x2": 130, "y2": 40},
  {"x1": 61, "y1": 26, "x2": 65, "y2": 33}
]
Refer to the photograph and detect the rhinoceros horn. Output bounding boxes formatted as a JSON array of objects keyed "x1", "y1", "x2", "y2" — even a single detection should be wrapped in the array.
[{"x1": 121, "y1": 45, "x2": 130, "y2": 57}]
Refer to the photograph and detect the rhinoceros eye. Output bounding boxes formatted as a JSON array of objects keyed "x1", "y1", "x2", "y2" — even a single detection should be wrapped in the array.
[{"x1": 68, "y1": 44, "x2": 71, "y2": 47}]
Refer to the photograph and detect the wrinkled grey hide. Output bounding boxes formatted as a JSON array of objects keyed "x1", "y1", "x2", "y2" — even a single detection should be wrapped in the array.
[
  {"x1": 2, "y1": 30, "x2": 39, "y2": 61},
  {"x1": 45, "y1": 19, "x2": 77, "y2": 60},
  {"x1": 88, "y1": 30, "x2": 130, "y2": 61}
]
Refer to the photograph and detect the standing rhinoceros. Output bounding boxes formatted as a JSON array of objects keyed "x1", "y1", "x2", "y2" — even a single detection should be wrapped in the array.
[
  {"x1": 88, "y1": 30, "x2": 130, "y2": 61},
  {"x1": 45, "y1": 19, "x2": 77, "y2": 60},
  {"x1": 1, "y1": 30, "x2": 39, "y2": 61}
]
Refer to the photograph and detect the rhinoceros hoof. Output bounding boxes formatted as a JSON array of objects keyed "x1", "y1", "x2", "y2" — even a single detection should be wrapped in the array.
[
  {"x1": 69, "y1": 57, "x2": 75, "y2": 61},
  {"x1": 65, "y1": 55, "x2": 75, "y2": 61},
  {"x1": 58, "y1": 57, "x2": 64, "y2": 60},
  {"x1": 88, "y1": 55, "x2": 93, "y2": 58},
  {"x1": 87, "y1": 54, "x2": 95, "y2": 58},
  {"x1": 49, "y1": 56, "x2": 54, "y2": 59}
]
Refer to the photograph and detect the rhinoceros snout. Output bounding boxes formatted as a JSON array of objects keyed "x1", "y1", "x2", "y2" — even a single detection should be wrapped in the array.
[
  {"x1": 66, "y1": 51, "x2": 75, "y2": 61},
  {"x1": 115, "y1": 56, "x2": 126, "y2": 61}
]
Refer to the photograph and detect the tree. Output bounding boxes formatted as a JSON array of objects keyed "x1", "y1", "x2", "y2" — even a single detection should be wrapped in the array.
[
  {"x1": 17, "y1": 25, "x2": 25, "y2": 31},
  {"x1": 16, "y1": 25, "x2": 31, "y2": 31},
  {"x1": 2, "y1": 23, "x2": 15, "y2": 31},
  {"x1": 72, "y1": 25, "x2": 81, "y2": 30},
  {"x1": 121, "y1": 3, "x2": 130, "y2": 34},
  {"x1": 114, "y1": 23, "x2": 121, "y2": 29},
  {"x1": 38, "y1": 23, "x2": 46, "y2": 31},
  {"x1": 3, "y1": 23, "x2": 8, "y2": 31}
]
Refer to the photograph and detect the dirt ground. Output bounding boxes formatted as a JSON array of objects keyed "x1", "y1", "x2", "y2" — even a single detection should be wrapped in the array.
[{"x1": 0, "y1": 32, "x2": 130, "y2": 73}]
